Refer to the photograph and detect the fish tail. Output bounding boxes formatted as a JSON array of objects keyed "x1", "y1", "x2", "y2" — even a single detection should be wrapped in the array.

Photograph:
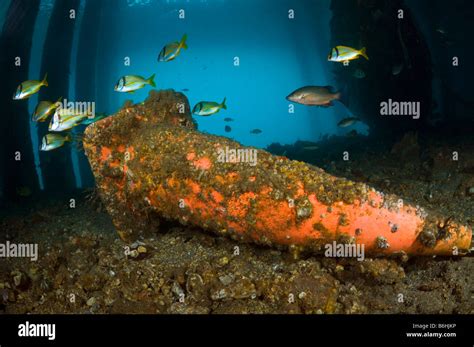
[
  {"x1": 42, "y1": 73, "x2": 48, "y2": 86},
  {"x1": 359, "y1": 47, "x2": 369, "y2": 60},
  {"x1": 55, "y1": 96, "x2": 63, "y2": 108},
  {"x1": 68, "y1": 133, "x2": 84, "y2": 151},
  {"x1": 72, "y1": 133, "x2": 84, "y2": 142},
  {"x1": 147, "y1": 73, "x2": 156, "y2": 88},
  {"x1": 221, "y1": 97, "x2": 227, "y2": 110},
  {"x1": 180, "y1": 34, "x2": 188, "y2": 50},
  {"x1": 335, "y1": 90, "x2": 349, "y2": 107}
]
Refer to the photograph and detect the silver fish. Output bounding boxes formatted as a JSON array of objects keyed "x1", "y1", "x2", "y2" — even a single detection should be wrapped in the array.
[{"x1": 287, "y1": 86, "x2": 341, "y2": 107}]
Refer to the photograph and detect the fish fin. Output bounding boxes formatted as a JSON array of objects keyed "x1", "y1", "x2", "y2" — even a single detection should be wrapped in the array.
[
  {"x1": 221, "y1": 97, "x2": 227, "y2": 110},
  {"x1": 324, "y1": 86, "x2": 336, "y2": 93},
  {"x1": 68, "y1": 133, "x2": 84, "y2": 151},
  {"x1": 42, "y1": 73, "x2": 48, "y2": 87},
  {"x1": 147, "y1": 73, "x2": 156, "y2": 88},
  {"x1": 180, "y1": 34, "x2": 188, "y2": 50},
  {"x1": 71, "y1": 133, "x2": 84, "y2": 143},
  {"x1": 359, "y1": 47, "x2": 369, "y2": 60},
  {"x1": 335, "y1": 92, "x2": 348, "y2": 107},
  {"x1": 335, "y1": 83, "x2": 351, "y2": 108},
  {"x1": 55, "y1": 96, "x2": 62, "y2": 108},
  {"x1": 71, "y1": 141, "x2": 84, "y2": 152}
]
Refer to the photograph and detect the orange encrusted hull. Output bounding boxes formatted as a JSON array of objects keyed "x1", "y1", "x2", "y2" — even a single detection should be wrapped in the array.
[{"x1": 83, "y1": 90, "x2": 472, "y2": 256}]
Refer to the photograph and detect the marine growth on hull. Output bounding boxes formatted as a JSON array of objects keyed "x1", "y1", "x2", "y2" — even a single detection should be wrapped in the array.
[{"x1": 0, "y1": 0, "x2": 472, "y2": 319}]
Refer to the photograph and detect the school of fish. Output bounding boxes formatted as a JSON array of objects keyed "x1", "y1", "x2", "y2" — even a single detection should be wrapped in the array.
[{"x1": 13, "y1": 36, "x2": 373, "y2": 152}]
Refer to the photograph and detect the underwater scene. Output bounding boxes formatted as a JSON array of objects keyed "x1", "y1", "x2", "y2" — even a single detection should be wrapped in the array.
[{"x1": 0, "y1": 0, "x2": 473, "y2": 317}]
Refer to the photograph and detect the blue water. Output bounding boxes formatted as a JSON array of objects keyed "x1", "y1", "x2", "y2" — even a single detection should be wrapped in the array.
[
  {"x1": 27, "y1": 0, "x2": 54, "y2": 191},
  {"x1": 2, "y1": 0, "x2": 372, "y2": 193},
  {"x1": 108, "y1": 0, "x2": 360, "y2": 148}
]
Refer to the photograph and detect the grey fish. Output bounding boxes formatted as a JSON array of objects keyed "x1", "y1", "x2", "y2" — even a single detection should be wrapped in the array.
[
  {"x1": 250, "y1": 129, "x2": 262, "y2": 134},
  {"x1": 353, "y1": 69, "x2": 366, "y2": 79},
  {"x1": 286, "y1": 86, "x2": 341, "y2": 107},
  {"x1": 223, "y1": 117, "x2": 234, "y2": 122},
  {"x1": 338, "y1": 117, "x2": 360, "y2": 128},
  {"x1": 392, "y1": 62, "x2": 404, "y2": 76},
  {"x1": 224, "y1": 125, "x2": 232, "y2": 133},
  {"x1": 347, "y1": 129, "x2": 359, "y2": 137}
]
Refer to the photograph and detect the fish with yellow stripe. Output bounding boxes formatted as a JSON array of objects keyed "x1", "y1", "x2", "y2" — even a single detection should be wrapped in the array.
[
  {"x1": 158, "y1": 34, "x2": 188, "y2": 62},
  {"x1": 49, "y1": 108, "x2": 91, "y2": 132},
  {"x1": 40, "y1": 133, "x2": 71, "y2": 151},
  {"x1": 193, "y1": 98, "x2": 227, "y2": 116},
  {"x1": 32, "y1": 97, "x2": 62, "y2": 122},
  {"x1": 13, "y1": 74, "x2": 48, "y2": 100},
  {"x1": 114, "y1": 74, "x2": 156, "y2": 93},
  {"x1": 328, "y1": 46, "x2": 369, "y2": 63}
]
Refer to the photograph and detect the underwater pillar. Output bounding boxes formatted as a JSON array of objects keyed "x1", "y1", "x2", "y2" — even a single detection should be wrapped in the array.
[
  {"x1": 0, "y1": 0, "x2": 41, "y2": 201},
  {"x1": 83, "y1": 90, "x2": 471, "y2": 256},
  {"x1": 329, "y1": 0, "x2": 432, "y2": 138},
  {"x1": 95, "y1": 0, "x2": 119, "y2": 115},
  {"x1": 74, "y1": 0, "x2": 104, "y2": 188},
  {"x1": 37, "y1": 0, "x2": 80, "y2": 194}
]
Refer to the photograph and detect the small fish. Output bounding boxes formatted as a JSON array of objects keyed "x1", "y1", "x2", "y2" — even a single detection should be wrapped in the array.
[
  {"x1": 40, "y1": 133, "x2": 71, "y2": 151},
  {"x1": 436, "y1": 28, "x2": 447, "y2": 35},
  {"x1": 81, "y1": 113, "x2": 108, "y2": 125},
  {"x1": 193, "y1": 97, "x2": 227, "y2": 116},
  {"x1": 371, "y1": 9, "x2": 383, "y2": 22},
  {"x1": 114, "y1": 74, "x2": 156, "y2": 93},
  {"x1": 338, "y1": 117, "x2": 360, "y2": 128},
  {"x1": 13, "y1": 73, "x2": 48, "y2": 100},
  {"x1": 347, "y1": 129, "x2": 359, "y2": 137},
  {"x1": 328, "y1": 46, "x2": 369, "y2": 63},
  {"x1": 397, "y1": 22, "x2": 411, "y2": 69},
  {"x1": 224, "y1": 125, "x2": 232, "y2": 133},
  {"x1": 250, "y1": 129, "x2": 262, "y2": 134},
  {"x1": 32, "y1": 97, "x2": 62, "y2": 122},
  {"x1": 392, "y1": 62, "x2": 404, "y2": 76},
  {"x1": 287, "y1": 86, "x2": 341, "y2": 107},
  {"x1": 223, "y1": 117, "x2": 234, "y2": 122},
  {"x1": 181, "y1": 88, "x2": 190, "y2": 92},
  {"x1": 353, "y1": 69, "x2": 366, "y2": 79},
  {"x1": 441, "y1": 40, "x2": 455, "y2": 47},
  {"x1": 158, "y1": 34, "x2": 188, "y2": 62},
  {"x1": 49, "y1": 108, "x2": 91, "y2": 132}
]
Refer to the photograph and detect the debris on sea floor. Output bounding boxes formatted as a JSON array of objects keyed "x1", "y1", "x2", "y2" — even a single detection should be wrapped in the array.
[{"x1": 83, "y1": 90, "x2": 472, "y2": 256}]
